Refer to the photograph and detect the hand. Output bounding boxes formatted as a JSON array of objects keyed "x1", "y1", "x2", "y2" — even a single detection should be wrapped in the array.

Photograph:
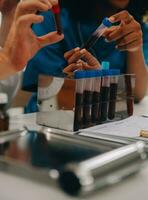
[
  {"x1": 0, "y1": 0, "x2": 15, "y2": 12},
  {"x1": 104, "y1": 11, "x2": 143, "y2": 52},
  {"x1": 3, "y1": 0, "x2": 64, "y2": 71},
  {"x1": 0, "y1": 0, "x2": 19, "y2": 12},
  {"x1": 63, "y1": 47, "x2": 100, "y2": 73}
]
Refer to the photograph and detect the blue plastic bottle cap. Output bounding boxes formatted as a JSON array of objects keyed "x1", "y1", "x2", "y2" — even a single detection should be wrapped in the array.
[
  {"x1": 101, "y1": 61, "x2": 110, "y2": 70},
  {"x1": 102, "y1": 17, "x2": 112, "y2": 28},
  {"x1": 74, "y1": 70, "x2": 86, "y2": 79}
]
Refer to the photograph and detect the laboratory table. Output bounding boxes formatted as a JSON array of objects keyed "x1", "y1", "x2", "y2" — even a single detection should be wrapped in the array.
[{"x1": 1, "y1": 97, "x2": 148, "y2": 200}]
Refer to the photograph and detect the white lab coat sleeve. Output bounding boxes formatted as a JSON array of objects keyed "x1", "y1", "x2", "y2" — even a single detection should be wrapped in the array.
[{"x1": 0, "y1": 72, "x2": 22, "y2": 106}]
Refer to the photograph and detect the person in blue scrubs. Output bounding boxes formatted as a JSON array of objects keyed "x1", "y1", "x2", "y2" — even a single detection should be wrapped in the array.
[{"x1": 23, "y1": 0, "x2": 148, "y2": 113}]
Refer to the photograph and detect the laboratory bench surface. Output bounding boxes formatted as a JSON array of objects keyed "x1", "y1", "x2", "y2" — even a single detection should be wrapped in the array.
[
  {"x1": 0, "y1": 166, "x2": 148, "y2": 200},
  {"x1": 1, "y1": 96, "x2": 148, "y2": 200}
]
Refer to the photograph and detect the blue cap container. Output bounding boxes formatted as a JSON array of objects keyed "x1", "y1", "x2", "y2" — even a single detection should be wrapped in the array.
[
  {"x1": 102, "y1": 17, "x2": 112, "y2": 28},
  {"x1": 110, "y1": 69, "x2": 121, "y2": 76},
  {"x1": 101, "y1": 61, "x2": 110, "y2": 70},
  {"x1": 95, "y1": 70, "x2": 103, "y2": 77},
  {"x1": 74, "y1": 70, "x2": 86, "y2": 79},
  {"x1": 85, "y1": 70, "x2": 97, "y2": 78}
]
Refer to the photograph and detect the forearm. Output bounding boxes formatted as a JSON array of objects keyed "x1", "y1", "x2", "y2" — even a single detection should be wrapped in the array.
[
  {"x1": 0, "y1": 50, "x2": 17, "y2": 79},
  {"x1": 127, "y1": 48, "x2": 148, "y2": 101}
]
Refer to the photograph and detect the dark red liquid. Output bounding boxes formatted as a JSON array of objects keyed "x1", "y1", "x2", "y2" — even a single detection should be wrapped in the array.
[
  {"x1": 82, "y1": 34, "x2": 99, "y2": 50},
  {"x1": 54, "y1": 13, "x2": 62, "y2": 35},
  {"x1": 108, "y1": 83, "x2": 118, "y2": 120},
  {"x1": 125, "y1": 75, "x2": 134, "y2": 116},
  {"x1": 83, "y1": 91, "x2": 93, "y2": 126},
  {"x1": 74, "y1": 93, "x2": 83, "y2": 131},
  {"x1": 100, "y1": 87, "x2": 110, "y2": 122},
  {"x1": 0, "y1": 104, "x2": 9, "y2": 132},
  {"x1": 0, "y1": 142, "x2": 10, "y2": 155},
  {"x1": 91, "y1": 92, "x2": 100, "y2": 123},
  {"x1": 52, "y1": 5, "x2": 62, "y2": 35},
  {"x1": 126, "y1": 98, "x2": 134, "y2": 116}
]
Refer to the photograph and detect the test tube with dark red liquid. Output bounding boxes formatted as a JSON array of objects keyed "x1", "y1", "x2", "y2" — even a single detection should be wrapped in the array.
[
  {"x1": 91, "y1": 70, "x2": 102, "y2": 123},
  {"x1": 100, "y1": 62, "x2": 111, "y2": 122},
  {"x1": 74, "y1": 71, "x2": 85, "y2": 131},
  {"x1": 83, "y1": 71, "x2": 94, "y2": 127},
  {"x1": 108, "y1": 69, "x2": 120, "y2": 120},
  {"x1": 82, "y1": 18, "x2": 112, "y2": 50},
  {"x1": 124, "y1": 74, "x2": 136, "y2": 116},
  {"x1": 52, "y1": 4, "x2": 62, "y2": 34}
]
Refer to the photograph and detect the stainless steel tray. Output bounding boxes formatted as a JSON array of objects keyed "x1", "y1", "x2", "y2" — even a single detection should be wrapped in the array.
[{"x1": 0, "y1": 129, "x2": 147, "y2": 196}]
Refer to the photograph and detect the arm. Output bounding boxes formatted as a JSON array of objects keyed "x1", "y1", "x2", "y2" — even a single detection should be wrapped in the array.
[
  {"x1": 127, "y1": 49, "x2": 148, "y2": 101},
  {"x1": 105, "y1": 11, "x2": 148, "y2": 101},
  {"x1": 0, "y1": 50, "x2": 16, "y2": 79}
]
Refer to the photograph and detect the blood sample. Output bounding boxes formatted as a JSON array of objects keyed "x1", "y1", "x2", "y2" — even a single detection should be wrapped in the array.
[
  {"x1": 82, "y1": 18, "x2": 112, "y2": 50},
  {"x1": 124, "y1": 74, "x2": 136, "y2": 116},
  {"x1": 108, "y1": 69, "x2": 120, "y2": 120},
  {"x1": 74, "y1": 71, "x2": 85, "y2": 131},
  {"x1": 100, "y1": 62, "x2": 111, "y2": 122},
  {"x1": 0, "y1": 93, "x2": 9, "y2": 132},
  {"x1": 52, "y1": 4, "x2": 62, "y2": 34},
  {"x1": 91, "y1": 70, "x2": 102, "y2": 123},
  {"x1": 83, "y1": 71, "x2": 95, "y2": 127}
]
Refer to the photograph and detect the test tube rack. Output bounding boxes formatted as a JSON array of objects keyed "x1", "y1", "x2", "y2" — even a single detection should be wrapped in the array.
[{"x1": 37, "y1": 72, "x2": 136, "y2": 132}]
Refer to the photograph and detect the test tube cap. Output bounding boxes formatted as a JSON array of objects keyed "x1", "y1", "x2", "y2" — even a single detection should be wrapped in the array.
[
  {"x1": 85, "y1": 70, "x2": 97, "y2": 78},
  {"x1": 52, "y1": 5, "x2": 60, "y2": 14},
  {"x1": 102, "y1": 70, "x2": 111, "y2": 76},
  {"x1": 95, "y1": 70, "x2": 103, "y2": 77},
  {"x1": 74, "y1": 70, "x2": 86, "y2": 79},
  {"x1": 102, "y1": 17, "x2": 112, "y2": 28},
  {"x1": 110, "y1": 69, "x2": 121, "y2": 76},
  {"x1": 101, "y1": 61, "x2": 110, "y2": 70}
]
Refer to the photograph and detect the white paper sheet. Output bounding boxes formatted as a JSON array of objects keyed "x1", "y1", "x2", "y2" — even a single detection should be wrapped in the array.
[{"x1": 82, "y1": 116, "x2": 148, "y2": 138}]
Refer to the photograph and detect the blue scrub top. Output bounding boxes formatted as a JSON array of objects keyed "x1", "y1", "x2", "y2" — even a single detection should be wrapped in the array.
[{"x1": 23, "y1": 9, "x2": 148, "y2": 113}]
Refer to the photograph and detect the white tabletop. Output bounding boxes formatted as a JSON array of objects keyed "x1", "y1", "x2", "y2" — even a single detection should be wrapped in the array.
[
  {"x1": 134, "y1": 96, "x2": 148, "y2": 116},
  {"x1": 0, "y1": 166, "x2": 148, "y2": 200},
  {"x1": 1, "y1": 97, "x2": 148, "y2": 200}
]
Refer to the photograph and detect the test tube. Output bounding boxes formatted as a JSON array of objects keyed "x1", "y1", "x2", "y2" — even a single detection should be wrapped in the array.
[
  {"x1": 74, "y1": 71, "x2": 85, "y2": 131},
  {"x1": 52, "y1": 4, "x2": 62, "y2": 34},
  {"x1": 82, "y1": 18, "x2": 112, "y2": 50},
  {"x1": 91, "y1": 70, "x2": 102, "y2": 123},
  {"x1": 83, "y1": 71, "x2": 95, "y2": 127},
  {"x1": 124, "y1": 74, "x2": 136, "y2": 116},
  {"x1": 100, "y1": 62, "x2": 111, "y2": 122},
  {"x1": 108, "y1": 69, "x2": 120, "y2": 120}
]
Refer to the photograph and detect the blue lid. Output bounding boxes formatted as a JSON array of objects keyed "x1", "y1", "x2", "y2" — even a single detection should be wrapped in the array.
[
  {"x1": 102, "y1": 69, "x2": 111, "y2": 76},
  {"x1": 102, "y1": 17, "x2": 112, "y2": 28},
  {"x1": 101, "y1": 61, "x2": 110, "y2": 70},
  {"x1": 110, "y1": 69, "x2": 121, "y2": 76},
  {"x1": 75, "y1": 70, "x2": 100, "y2": 79},
  {"x1": 95, "y1": 70, "x2": 103, "y2": 77},
  {"x1": 85, "y1": 70, "x2": 96, "y2": 78},
  {"x1": 102, "y1": 69, "x2": 121, "y2": 77},
  {"x1": 74, "y1": 70, "x2": 86, "y2": 79}
]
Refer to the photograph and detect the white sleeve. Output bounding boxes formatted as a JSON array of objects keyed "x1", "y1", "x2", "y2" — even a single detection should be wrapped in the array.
[
  {"x1": 0, "y1": 72, "x2": 23, "y2": 105},
  {"x1": 0, "y1": 45, "x2": 23, "y2": 105}
]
